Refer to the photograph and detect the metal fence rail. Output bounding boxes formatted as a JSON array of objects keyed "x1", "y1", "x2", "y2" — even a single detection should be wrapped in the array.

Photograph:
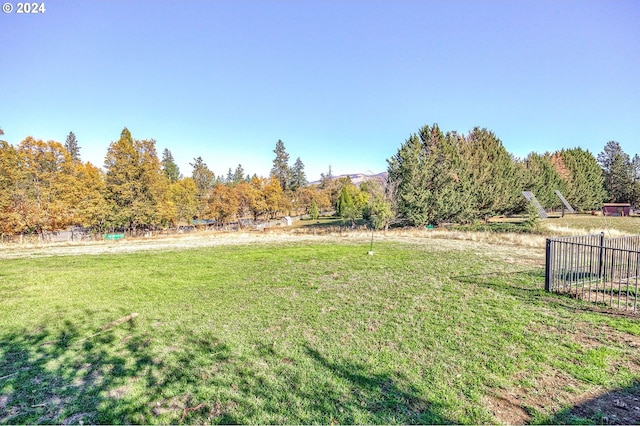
[{"x1": 545, "y1": 233, "x2": 640, "y2": 313}]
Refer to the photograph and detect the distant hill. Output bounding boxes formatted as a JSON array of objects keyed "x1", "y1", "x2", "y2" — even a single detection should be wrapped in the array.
[{"x1": 309, "y1": 172, "x2": 388, "y2": 186}]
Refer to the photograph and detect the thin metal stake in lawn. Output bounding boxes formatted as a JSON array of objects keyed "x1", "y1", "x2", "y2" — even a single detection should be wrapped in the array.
[
  {"x1": 75, "y1": 313, "x2": 139, "y2": 344},
  {"x1": 369, "y1": 227, "x2": 374, "y2": 255},
  {"x1": 0, "y1": 372, "x2": 18, "y2": 381}
]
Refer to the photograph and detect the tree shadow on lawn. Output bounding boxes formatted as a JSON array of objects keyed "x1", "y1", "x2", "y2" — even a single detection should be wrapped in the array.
[
  {"x1": 298, "y1": 345, "x2": 453, "y2": 424},
  {"x1": 536, "y1": 380, "x2": 640, "y2": 425},
  {"x1": 453, "y1": 269, "x2": 639, "y2": 319},
  {"x1": 454, "y1": 270, "x2": 640, "y2": 424},
  {"x1": 1, "y1": 318, "x2": 455, "y2": 424},
  {"x1": 0, "y1": 318, "x2": 160, "y2": 424}
]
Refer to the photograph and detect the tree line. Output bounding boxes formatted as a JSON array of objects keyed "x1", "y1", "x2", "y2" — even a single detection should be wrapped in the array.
[
  {"x1": 0, "y1": 124, "x2": 637, "y2": 237},
  {"x1": 388, "y1": 124, "x2": 639, "y2": 227},
  {"x1": 0, "y1": 128, "x2": 389, "y2": 236}
]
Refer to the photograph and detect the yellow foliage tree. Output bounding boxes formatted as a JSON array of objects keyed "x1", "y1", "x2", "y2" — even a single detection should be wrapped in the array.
[
  {"x1": 208, "y1": 183, "x2": 240, "y2": 224},
  {"x1": 16, "y1": 137, "x2": 84, "y2": 233},
  {"x1": 170, "y1": 178, "x2": 199, "y2": 225},
  {"x1": 263, "y1": 176, "x2": 286, "y2": 219},
  {"x1": 104, "y1": 129, "x2": 172, "y2": 232}
]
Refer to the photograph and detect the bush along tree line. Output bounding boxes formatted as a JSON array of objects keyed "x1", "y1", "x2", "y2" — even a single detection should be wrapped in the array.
[
  {"x1": 0, "y1": 124, "x2": 637, "y2": 238},
  {"x1": 387, "y1": 124, "x2": 639, "y2": 227}
]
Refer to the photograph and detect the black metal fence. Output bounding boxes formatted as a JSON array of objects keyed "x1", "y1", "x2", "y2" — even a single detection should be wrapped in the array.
[{"x1": 545, "y1": 233, "x2": 640, "y2": 313}]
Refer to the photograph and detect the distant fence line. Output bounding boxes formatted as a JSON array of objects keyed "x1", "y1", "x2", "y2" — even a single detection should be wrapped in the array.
[
  {"x1": 545, "y1": 233, "x2": 640, "y2": 313},
  {"x1": 0, "y1": 215, "x2": 347, "y2": 244}
]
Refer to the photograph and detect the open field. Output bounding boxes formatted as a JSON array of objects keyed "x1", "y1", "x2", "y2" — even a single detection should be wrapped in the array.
[
  {"x1": 541, "y1": 214, "x2": 640, "y2": 237},
  {"x1": 1, "y1": 224, "x2": 640, "y2": 424}
]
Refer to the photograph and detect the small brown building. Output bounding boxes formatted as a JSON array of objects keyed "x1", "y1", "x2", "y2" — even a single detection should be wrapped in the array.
[{"x1": 602, "y1": 203, "x2": 631, "y2": 217}]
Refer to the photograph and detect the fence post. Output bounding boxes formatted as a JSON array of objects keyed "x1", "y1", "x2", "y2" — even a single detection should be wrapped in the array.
[
  {"x1": 545, "y1": 238, "x2": 552, "y2": 292},
  {"x1": 598, "y1": 231, "x2": 605, "y2": 281}
]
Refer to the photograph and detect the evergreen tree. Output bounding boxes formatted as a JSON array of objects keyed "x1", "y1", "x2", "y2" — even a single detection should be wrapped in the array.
[
  {"x1": 429, "y1": 130, "x2": 474, "y2": 223},
  {"x1": 598, "y1": 141, "x2": 634, "y2": 203},
  {"x1": 368, "y1": 193, "x2": 394, "y2": 230},
  {"x1": 138, "y1": 138, "x2": 172, "y2": 226},
  {"x1": 387, "y1": 133, "x2": 432, "y2": 226},
  {"x1": 104, "y1": 129, "x2": 169, "y2": 231},
  {"x1": 461, "y1": 127, "x2": 521, "y2": 217},
  {"x1": 270, "y1": 139, "x2": 290, "y2": 191},
  {"x1": 524, "y1": 199, "x2": 541, "y2": 231},
  {"x1": 521, "y1": 152, "x2": 566, "y2": 210},
  {"x1": 190, "y1": 156, "x2": 215, "y2": 218},
  {"x1": 388, "y1": 124, "x2": 473, "y2": 226},
  {"x1": 557, "y1": 148, "x2": 606, "y2": 211},
  {"x1": 309, "y1": 199, "x2": 319, "y2": 220},
  {"x1": 335, "y1": 183, "x2": 368, "y2": 223},
  {"x1": 319, "y1": 165, "x2": 333, "y2": 189},
  {"x1": 335, "y1": 185, "x2": 354, "y2": 218},
  {"x1": 632, "y1": 154, "x2": 640, "y2": 207},
  {"x1": 232, "y1": 164, "x2": 245, "y2": 186},
  {"x1": 64, "y1": 132, "x2": 81, "y2": 163},
  {"x1": 161, "y1": 148, "x2": 181, "y2": 183},
  {"x1": 289, "y1": 157, "x2": 307, "y2": 191},
  {"x1": 318, "y1": 165, "x2": 341, "y2": 207},
  {"x1": 360, "y1": 179, "x2": 394, "y2": 230}
]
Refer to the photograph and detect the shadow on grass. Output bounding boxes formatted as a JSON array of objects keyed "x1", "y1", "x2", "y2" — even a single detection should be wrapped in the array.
[
  {"x1": 453, "y1": 269, "x2": 639, "y2": 319},
  {"x1": 453, "y1": 270, "x2": 640, "y2": 424},
  {"x1": 0, "y1": 318, "x2": 161, "y2": 424},
  {"x1": 301, "y1": 346, "x2": 453, "y2": 424},
  {"x1": 296, "y1": 217, "x2": 370, "y2": 229},
  {"x1": 534, "y1": 380, "x2": 640, "y2": 425},
  {"x1": 0, "y1": 318, "x2": 455, "y2": 424}
]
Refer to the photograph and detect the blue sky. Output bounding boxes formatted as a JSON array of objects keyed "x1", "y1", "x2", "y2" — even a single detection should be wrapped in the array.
[{"x1": 1, "y1": 0, "x2": 638, "y2": 181}]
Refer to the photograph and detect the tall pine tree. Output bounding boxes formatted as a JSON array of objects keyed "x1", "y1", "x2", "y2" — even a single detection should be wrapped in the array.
[
  {"x1": 461, "y1": 127, "x2": 521, "y2": 217},
  {"x1": 557, "y1": 148, "x2": 606, "y2": 211},
  {"x1": 632, "y1": 154, "x2": 640, "y2": 207},
  {"x1": 64, "y1": 132, "x2": 81, "y2": 163},
  {"x1": 232, "y1": 164, "x2": 245, "y2": 186},
  {"x1": 598, "y1": 141, "x2": 634, "y2": 203},
  {"x1": 271, "y1": 139, "x2": 290, "y2": 191},
  {"x1": 289, "y1": 157, "x2": 307, "y2": 191},
  {"x1": 387, "y1": 133, "x2": 430, "y2": 226},
  {"x1": 161, "y1": 148, "x2": 181, "y2": 183},
  {"x1": 190, "y1": 156, "x2": 215, "y2": 218}
]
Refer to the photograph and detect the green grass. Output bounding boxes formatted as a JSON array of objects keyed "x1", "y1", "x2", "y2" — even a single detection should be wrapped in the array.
[
  {"x1": 542, "y1": 214, "x2": 640, "y2": 235},
  {"x1": 293, "y1": 216, "x2": 369, "y2": 229},
  {"x1": 1, "y1": 240, "x2": 639, "y2": 424},
  {"x1": 452, "y1": 221, "x2": 538, "y2": 234}
]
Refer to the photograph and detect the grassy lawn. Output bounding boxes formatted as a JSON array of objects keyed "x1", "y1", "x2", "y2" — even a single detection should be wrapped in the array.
[
  {"x1": 542, "y1": 214, "x2": 640, "y2": 236},
  {"x1": 291, "y1": 216, "x2": 369, "y2": 230},
  {"x1": 1, "y1": 238, "x2": 639, "y2": 424},
  {"x1": 456, "y1": 214, "x2": 640, "y2": 237}
]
